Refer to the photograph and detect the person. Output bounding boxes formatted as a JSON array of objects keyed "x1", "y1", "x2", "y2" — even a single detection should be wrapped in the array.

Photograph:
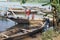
[
  {"x1": 43, "y1": 16, "x2": 50, "y2": 31},
  {"x1": 26, "y1": 9, "x2": 31, "y2": 20},
  {"x1": 45, "y1": 17, "x2": 50, "y2": 27}
]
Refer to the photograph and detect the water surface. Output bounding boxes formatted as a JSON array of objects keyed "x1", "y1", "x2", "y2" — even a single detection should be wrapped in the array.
[{"x1": 0, "y1": 17, "x2": 16, "y2": 31}]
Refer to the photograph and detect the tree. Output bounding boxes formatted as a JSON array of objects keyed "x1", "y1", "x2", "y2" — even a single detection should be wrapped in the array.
[
  {"x1": 42, "y1": 0, "x2": 59, "y2": 30},
  {"x1": 21, "y1": 0, "x2": 27, "y2": 4},
  {"x1": 51, "y1": 0, "x2": 60, "y2": 30}
]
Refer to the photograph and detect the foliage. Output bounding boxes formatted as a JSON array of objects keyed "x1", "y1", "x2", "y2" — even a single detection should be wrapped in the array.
[
  {"x1": 57, "y1": 5, "x2": 60, "y2": 13},
  {"x1": 42, "y1": 28, "x2": 59, "y2": 40},
  {"x1": 21, "y1": 0, "x2": 27, "y2": 4}
]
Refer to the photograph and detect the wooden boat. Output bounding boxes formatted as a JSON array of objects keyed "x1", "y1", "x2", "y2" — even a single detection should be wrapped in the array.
[
  {"x1": 4, "y1": 7, "x2": 53, "y2": 25},
  {"x1": 0, "y1": 23, "x2": 44, "y2": 40},
  {"x1": 5, "y1": 8, "x2": 43, "y2": 25},
  {"x1": 7, "y1": 17, "x2": 29, "y2": 24}
]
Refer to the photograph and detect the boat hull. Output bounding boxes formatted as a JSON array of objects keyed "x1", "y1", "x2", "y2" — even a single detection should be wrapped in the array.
[{"x1": 7, "y1": 17, "x2": 29, "y2": 24}]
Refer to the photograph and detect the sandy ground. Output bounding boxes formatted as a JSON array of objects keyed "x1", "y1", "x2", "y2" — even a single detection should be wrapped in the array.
[
  {"x1": 21, "y1": 33, "x2": 42, "y2": 40},
  {"x1": 53, "y1": 34, "x2": 60, "y2": 40}
]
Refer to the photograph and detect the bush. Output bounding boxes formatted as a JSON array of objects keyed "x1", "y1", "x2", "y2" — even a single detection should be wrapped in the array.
[{"x1": 42, "y1": 28, "x2": 59, "y2": 40}]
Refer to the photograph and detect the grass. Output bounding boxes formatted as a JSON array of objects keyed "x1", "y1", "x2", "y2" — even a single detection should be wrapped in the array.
[{"x1": 41, "y1": 28, "x2": 59, "y2": 40}]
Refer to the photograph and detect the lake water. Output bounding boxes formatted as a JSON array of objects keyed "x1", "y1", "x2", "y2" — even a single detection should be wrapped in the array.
[{"x1": 0, "y1": 17, "x2": 16, "y2": 31}]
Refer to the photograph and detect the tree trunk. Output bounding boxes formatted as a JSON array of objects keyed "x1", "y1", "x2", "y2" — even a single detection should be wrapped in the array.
[{"x1": 52, "y1": 5, "x2": 58, "y2": 30}]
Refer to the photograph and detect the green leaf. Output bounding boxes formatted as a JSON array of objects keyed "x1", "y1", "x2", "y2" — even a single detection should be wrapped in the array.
[
  {"x1": 21, "y1": 0, "x2": 27, "y2": 4},
  {"x1": 59, "y1": 0, "x2": 60, "y2": 4}
]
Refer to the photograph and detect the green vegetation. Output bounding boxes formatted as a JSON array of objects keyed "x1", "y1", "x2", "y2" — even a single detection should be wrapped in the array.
[{"x1": 42, "y1": 28, "x2": 59, "y2": 40}]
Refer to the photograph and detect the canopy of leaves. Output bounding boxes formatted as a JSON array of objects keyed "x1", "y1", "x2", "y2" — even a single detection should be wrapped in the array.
[{"x1": 42, "y1": 0, "x2": 60, "y2": 12}]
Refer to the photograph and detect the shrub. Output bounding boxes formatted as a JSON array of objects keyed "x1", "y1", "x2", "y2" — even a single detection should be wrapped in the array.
[{"x1": 42, "y1": 28, "x2": 59, "y2": 40}]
